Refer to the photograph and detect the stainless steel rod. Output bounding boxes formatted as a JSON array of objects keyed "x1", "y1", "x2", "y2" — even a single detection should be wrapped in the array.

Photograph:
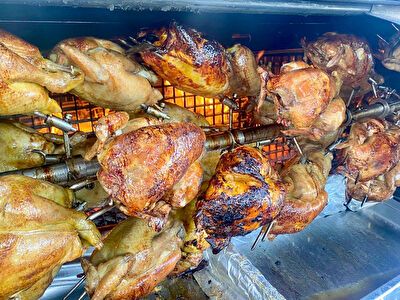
[{"x1": 0, "y1": 124, "x2": 284, "y2": 183}]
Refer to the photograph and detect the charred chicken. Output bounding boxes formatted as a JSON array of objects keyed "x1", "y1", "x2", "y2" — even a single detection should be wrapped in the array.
[
  {"x1": 138, "y1": 22, "x2": 260, "y2": 99},
  {"x1": 195, "y1": 146, "x2": 286, "y2": 253}
]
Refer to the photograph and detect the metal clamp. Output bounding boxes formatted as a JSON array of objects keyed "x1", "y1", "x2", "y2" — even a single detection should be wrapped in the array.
[
  {"x1": 30, "y1": 149, "x2": 64, "y2": 165},
  {"x1": 140, "y1": 103, "x2": 170, "y2": 120},
  {"x1": 34, "y1": 111, "x2": 77, "y2": 132},
  {"x1": 375, "y1": 99, "x2": 392, "y2": 119}
]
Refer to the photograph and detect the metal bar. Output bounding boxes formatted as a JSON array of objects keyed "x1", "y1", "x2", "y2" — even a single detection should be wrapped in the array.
[{"x1": 0, "y1": 124, "x2": 284, "y2": 183}]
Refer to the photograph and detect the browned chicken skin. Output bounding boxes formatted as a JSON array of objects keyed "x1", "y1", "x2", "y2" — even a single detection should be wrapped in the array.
[
  {"x1": 50, "y1": 37, "x2": 162, "y2": 111},
  {"x1": 337, "y1": 119, "x2": 400, "y2": 201},
  {"x1": 83, "y1": 217, "x2": 183, "y2": 300},
  {"x1": 269, "y1": 146, "x2": 332, "y2": 236},
  {"x1": 265, "y1": 61, "x2": 343, "y2": 141},
  {"x1": 87, "y1": 112, "x2": 205, "y2": 231},
  {"x1": 0, "y1": 175, "x2": 101, "y2": 300},
  {"x1": 195, "y1": 146, "x2": 286, "y2": 253},
  {"x1": 378, "y1": 31, "x2": 400, "y2": 72},
  {"x1": 139, "y1": 22, "x2": 260, "y2": 99},
  {"x1": 303, "y1": 32, "x2": 374, "y2": 88},
  {"x1": 0, "y1": 29, "x2": 83, "y2": 115}
]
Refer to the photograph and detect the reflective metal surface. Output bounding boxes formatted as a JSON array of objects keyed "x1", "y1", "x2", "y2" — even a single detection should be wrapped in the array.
[{"x1": 233, "y1": 176, "x2": 400, "y2": 299}]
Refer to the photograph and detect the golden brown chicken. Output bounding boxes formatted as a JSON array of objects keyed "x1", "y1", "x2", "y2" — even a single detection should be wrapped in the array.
[
  {"x1": 336, "y1": 119, "x2": 400, "y2": 202},
  {"x1": 82, "y1": 216, "x2": 183, "y2": 300},
  {"x1": 269, "y1": 145, "x2": 332, "y2": 237},
  {"x1": 195, "y1": 146, "x2": 286, "y2": 253},
  {"x1": 303, "y1": 32, "x2": 374, "y2": 88},
  {"x1": 49, "y1": 37, "x2": 162, "y2": 111},
  {"x1": 265, "y1": 61, "x2": 343, "y2": 141},
  {"x1": 336, "y1": 119, "x2": 400, "y2": 182},
  {"x1": 86, "y1": 112, "x2": 205, "y2": 231},
  {"x1": 0, "y1": 175, "x2": 102, "y2": 300},
  {"x1": 139, "y1": 22, "x2": 260, "y2": 99},
  {"x1": 0, "y1": 29, "x2": 83, "y2": 115},
  {"x1": 0, "y1": 121, "x2": 55, "y2": 172}
]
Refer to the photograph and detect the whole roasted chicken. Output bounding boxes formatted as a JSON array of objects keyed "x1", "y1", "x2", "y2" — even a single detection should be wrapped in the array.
[
  {"x1": 0, "y1": 175, "x2": 102, "y2": 300},
  {"x1": 269, "y1": 145, "x2": 332, "y2": 237},
  {"x1": 82, "y1": 216, "x2": 183, "y2": 300},
  {"x1": 336, "y1": 119, "x2": 400, "y2": 201},
  {"x1": 49, "y1": 37, "x2": 162, "y2": 111},
  {"x1": 303, "y1": 32, "x2": 374, "y2": 88},
  {"x1": 195, "y1": 146, "x2": 286, "y2": 253},
  {"x1": 138, "y1": 22, "x2": 260, "y2": 99},
  {"x1": 265, "y1": 61, "x2": 344, "y2": 142},
  {"x1": 86, "y1": 112, "x2": 205, "y2": 231},
  {"x1": 0, "y1": 29, "x2": 83, "y2": 115}
]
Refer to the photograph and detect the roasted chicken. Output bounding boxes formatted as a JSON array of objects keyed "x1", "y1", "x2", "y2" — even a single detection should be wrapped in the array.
[
  {"x1": 378, "y1": 30, "x2": 400, "y2": 72},
  {"x1": 303, "y1": 32, "x2": 374, "y2": 88},
  {"x1": 49, "y1": 37, "x2": 162, "y2": 111},
  {"x1": 265, "y1": 61, "x2": 344, "y2": 141},
  {"x1": 195, "y1": 146, "x2": 286, "y2": 253},
  {"x1": 138, "y1": 22, "x2": 260, "y2": 99},
  {"x1": 0, "y1": 175, "x2": 102, "y2": 300},
  {"x1": 86, "y1": 112, "x2": 205, "y2": 231},
  {"x1": 82, "y1": 217, "x2": 183, "y2": 300},
  {"x1": 0, "y1": 29, "x2": 83, "y2": 115},
  {"x1": 336, "y1": 119, "x2": 400, "y2": 201},
  {"x1": 269, "y1": 145, "x2": 332, "y2": 237},
  {"x1": 171, "y1": 200, "x2": 210, "y2": 275},
  {"x1": 0, "y1": 121, "x2": 55, "y2": 172}
]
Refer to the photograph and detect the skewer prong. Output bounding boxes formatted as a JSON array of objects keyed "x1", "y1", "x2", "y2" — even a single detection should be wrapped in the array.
[
  {"x1": 261, "y1": 220, "x2": 275, "y2": 242},
  {"x1": 63, "y1": 275, "x2": 86, "y2": 300}
]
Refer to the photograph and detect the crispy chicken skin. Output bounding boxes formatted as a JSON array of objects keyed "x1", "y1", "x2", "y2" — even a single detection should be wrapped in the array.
[
  {"x1": 87, "y1": 113, "x2": 205, "y2": 231},
  {"x1": 139, "y1": 22, "x2": 260, "y2": 99},
  {"x1": 0, "y1": 175, "x2": 101, "y2": 300},
  {"x1": 195, "y1": 146, "x2": 286, "y2": 253},
  {"x1": 336, "y1": 119, "x2": 400, "y2": 182},
  {"x1": 0, "y1": 29, "x2": 83, "y2": 115},
  {"x1": 83, "y1": 217, "x2": 183, "y2": 300},
  {"x1": 266, "y1": 61, "x2": 343, "y2": 141},
  {"x1": 270, "y1": 146, "x2": 332, "y2": 236},
  {"x1": 50, "y1": 37, "x2": 162, "y2": 111},
  {"x1": 337, "y1": 119, "x2": 400, "y2": 201},
  {"x1": 303, "y1": 32, "x2": 374, "y2": 88}
]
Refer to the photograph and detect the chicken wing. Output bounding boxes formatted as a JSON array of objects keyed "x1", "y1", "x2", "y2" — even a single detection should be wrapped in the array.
[
  {"x1": 49, "y1": 37, "x2": 162, "y2": 111},
  {"x1": 0, "y1": 175, "x2": 101, "y2": 300},
  {"x1": 195, "y1": 146, "x2": 286, "y2": 253}
]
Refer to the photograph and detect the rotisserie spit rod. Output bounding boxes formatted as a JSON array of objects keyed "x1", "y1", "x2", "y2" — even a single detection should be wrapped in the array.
[{"x1": 0, "y1": 124, "x2": 284, "y2": 184}]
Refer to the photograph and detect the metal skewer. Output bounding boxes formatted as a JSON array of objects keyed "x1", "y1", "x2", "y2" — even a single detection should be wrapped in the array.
[
  {"x1": 63, "y1": 276, "x2": 86, "y2": 300},
  {"x1": 392, "y1": 23, "x2": 399, "y2": 32},
  {"x1": 77, "y1": 290, "x2": 87, "y2": 300},
  {"x1": 251, "y1": 220, "x2": 275, "y2": 250},
  {"x1": 377, "y1": 34, "x2": 389, "y2": 45},
  {"x1": 261, "y1": 220, "x2": 276, "y2": 242}
]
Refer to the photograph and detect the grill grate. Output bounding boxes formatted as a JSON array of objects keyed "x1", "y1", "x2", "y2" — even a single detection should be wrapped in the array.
[{"x1": 15, "y1": 50, "x2": 303, "y2": 162}]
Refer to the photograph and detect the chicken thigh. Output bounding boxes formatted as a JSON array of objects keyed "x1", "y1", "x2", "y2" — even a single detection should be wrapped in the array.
[
  {"x1": 49, "y1": 37, "x2": 162, "y2": 111},
  {"x1": 0, "y1": 175, "x2": 101, "y2": 300}
]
